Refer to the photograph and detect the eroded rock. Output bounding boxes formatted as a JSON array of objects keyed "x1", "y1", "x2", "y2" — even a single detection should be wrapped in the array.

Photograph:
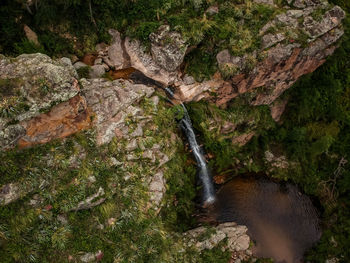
[
  {"x1": 81, "y1": 78, "x2": 154, "y2": 145},
  {"x1": 185, "y1": 222, "x2": 250, "y2": 252},
  {"x1": 149, "y1": 25, "x2": 187, "y2": 72},
  {"x1": 17, "y1": 95, "x2": 92, "y2": 148}
]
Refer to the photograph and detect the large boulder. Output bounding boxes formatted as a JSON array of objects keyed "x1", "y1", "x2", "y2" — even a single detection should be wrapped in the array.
[
  {"x1": 0, "y1": 53, "x2": 80, "y2": 149},
  {"x1": 185, "y1": 222, "x2": 251, "y2": 253},
  {"x1": 149, "y1": 25, "x2": 187, "y2": 72},
  {"x1": 81, "y1": 78, "x2": 154, "y2": 145}
]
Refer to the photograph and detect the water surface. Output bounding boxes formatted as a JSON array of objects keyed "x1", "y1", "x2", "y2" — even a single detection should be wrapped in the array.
[{"x1": 215, "y1": 176, "x2": 321, "y2": 263}]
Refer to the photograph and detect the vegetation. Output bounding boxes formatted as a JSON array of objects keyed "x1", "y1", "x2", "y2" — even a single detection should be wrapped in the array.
[
  {"x1": 0, "y1": 95, "x2": 235, "y2": 262},
  {"x1": 187, "y1": 0, "x2": 350, "y2": 261},
  {"x1": 0, "y1": 0, "x2": 349, "y2": 262}
]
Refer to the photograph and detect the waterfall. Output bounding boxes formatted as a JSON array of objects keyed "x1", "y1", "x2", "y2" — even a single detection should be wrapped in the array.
[{"x1": 165, "y1": 88, "x2": 216, "y2": 206}]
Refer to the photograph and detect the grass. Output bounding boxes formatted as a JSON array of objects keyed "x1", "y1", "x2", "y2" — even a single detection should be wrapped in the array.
[{"x1": 0, "y1": 93, "x2": 233, "y2": 262}]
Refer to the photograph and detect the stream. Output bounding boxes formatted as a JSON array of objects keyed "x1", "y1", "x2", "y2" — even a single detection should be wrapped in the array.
[{"x1": 163, "y1": 86, "x2": 320, "y2": 262}]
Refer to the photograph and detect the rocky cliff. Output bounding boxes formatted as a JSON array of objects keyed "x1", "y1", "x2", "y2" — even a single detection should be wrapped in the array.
[{"x1": 0, "y1": 0, "x2": 346, "y2": 262}]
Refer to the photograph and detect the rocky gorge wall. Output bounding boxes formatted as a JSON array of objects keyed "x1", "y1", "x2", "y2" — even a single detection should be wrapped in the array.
[{"x1": 0, "y1": 0, "x2": 346, "y2": 262}]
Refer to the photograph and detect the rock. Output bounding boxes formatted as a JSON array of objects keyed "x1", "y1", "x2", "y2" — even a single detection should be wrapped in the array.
[
  {"x1": 104, "y1": 29, "x2": 128, "y2": 70},
  {"x1": 71, "y1": 187, "x2": 105, "y2": 211},
  {"x1": 80, "y1": 253, "x2": 95, "y2": 263},
  {"x1": 0, "y1": 53, "x2": 81, "y2": 149},
  {"x1": 206, "y1": 5, "x2": 219, "y2": 15},
  {"x1": 175, "y1": 73, "x2": 225, "y2": 102},
  {"x1": 23, "y1": 24, "x2": 40, "y2": 46},
  {"x1": 253, "y1": 0, "x2": 275, "y2": 5},
  {"x1": 183, "y1": 74, "x2": 195, "y2": 85},
  {"x1": 126, "y1": 139, "x2": 138, "y2": 152},
  {"x1": 94, "y1": 58, "x2": 103, "y2": 65},
  {"x1": 17, "y1": 95, "x2": 92, "y2": 148},
  {"x1": 303, "y1": 6, "x2": 345, "y2": 39},
  {"x1": 89, "y1": 65, "x2": 106, "y2": 78},
  {"x1": 149, "y1": 171, "x2": 166, "y2": 207},
  {"x1": 149, "y1": 25, "x2": 188, "y2": 72},
  {"x1": 74, "y1": 61, "x2": 88, "y2": 70},
  {"x1": 185, "y1": 222, "x2": 250, "y2": 252},
  {"x1": 130, "y1": 124, "x2": 143, "y2": 137},
  {"x1": 261, "y1": 33, "x2": 285, "y2": 49},
  {"x1": 0, "y1": 183, "x2": 21, "y2": 205},
  {"x1": 124, "y1": 37, "x2": 177, "y2": 86},
  {"x1": 173, "y1": 5, "x2": 345, "y2": 107},
  {"x1": 265, "y1": 150, "x2": 289, "y2": 169},
  {"x1": 232, "y1": 132, "x2": 255, "y2": 146},
  {"x1": 150, "y1": 95, "x2": 160, "y2": 106},
  {"x1": 81, "y1": 78, "x2": 154, "y2": 145},
  {"x1": 270, "y1": 99, "x2": 288, "y2": 122}
]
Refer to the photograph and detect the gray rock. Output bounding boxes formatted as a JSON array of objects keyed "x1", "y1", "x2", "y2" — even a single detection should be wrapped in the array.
[
  {"x1": 105, "y1": 29, "x2": 127, "y2": 70},
  {"x1": 126, "y1": 139, "x2": 138, "y2": 152},
  {"x1": 81, "y1": 78, "x2": 154, "y2": 145},
  {"x1": 0, "y1": 124, "x2": 26, "y2": 150},
  {"x1": 149, "y1": 25, "x2": 187, "y2": 72},
  {"x1": 303, "y1": 6, "x2": 345, "y2": 39},
  {"x1": 89, "y1": 65, "x2": 106, "y2": 78},
  {"x1": 253, "y1": 0, "x2": 274, "y2": 5},
  {"x1": 150, "y1": 95, "x2": 160, "y2": 106},
  {"x1": 0, "y1": 53, "x2": 80, "y2": 150},
  {"x1": 94, "y1": 58, "x2": 103, "y2": 65},
  {"x1": 0, "y1": 183, "x2": 20, "y2": 205},
  {"x1": 149, "y1": 171, "x2": 166, "y2": 207},
  {"x1": 293, "y1": 0, "x2": 306, "y2": 8},
  {"x1": 185, "y1": 222, "x2": 250, "y2": 252},
  {"x1": 216, "y1": 49, "x2": 232, "y2": 66},
  {"x1": 73, "y1": 61, "x2": 88, "y2": 70},
  {"x1": 205, "y1": 5, "x2": 219, "y2": 15},
  {"x1": 80, "y1": 253, "x2": 95, "y2": 263},
  {"x1": 130, "y1": 124, "x2": 143, "y2": 137},
  {"x1": 183, "y1": 74, "x2": 195, "y2": 85},
  {"x1": 261, "y1": 33, "x2": 286, "y2": 49},
  {"x1": 70, "y1": 187, "x2": 105, "y2": 211}
]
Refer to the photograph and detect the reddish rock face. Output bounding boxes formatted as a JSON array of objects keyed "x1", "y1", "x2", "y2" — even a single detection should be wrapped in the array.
[{"x1": 17, "y1": 95, "x2": 93, "y2": 148}]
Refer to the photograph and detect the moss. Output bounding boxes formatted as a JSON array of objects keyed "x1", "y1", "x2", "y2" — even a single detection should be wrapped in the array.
[{"x1": 76, "y1": 66, "x2": 90, "y2": 79}]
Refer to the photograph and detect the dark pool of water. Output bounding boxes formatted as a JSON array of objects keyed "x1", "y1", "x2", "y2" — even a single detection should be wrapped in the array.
[{"x1": 214, "y1": 176, "x2": 321, "y2": 263}]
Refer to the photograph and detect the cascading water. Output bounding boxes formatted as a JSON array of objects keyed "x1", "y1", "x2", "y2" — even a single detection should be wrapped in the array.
[{"x1": 165, "y1": 88, "x2": 216, "y2": 206}]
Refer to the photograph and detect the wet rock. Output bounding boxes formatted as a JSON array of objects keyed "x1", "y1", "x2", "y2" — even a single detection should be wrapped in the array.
[
  {"x1": 185, "y1": 222, "x2": 250, "y2": 252},
  {"x1": 149, "y1": 25, "x2": 187, "y2": 72}
]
